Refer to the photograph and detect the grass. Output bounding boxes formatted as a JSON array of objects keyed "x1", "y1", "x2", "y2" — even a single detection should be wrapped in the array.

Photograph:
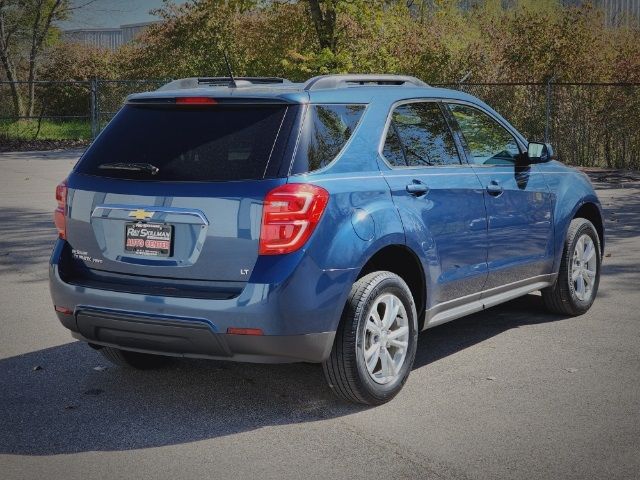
[{"x1": 0, "y1": 119, "x2": 92, "y2": 141}]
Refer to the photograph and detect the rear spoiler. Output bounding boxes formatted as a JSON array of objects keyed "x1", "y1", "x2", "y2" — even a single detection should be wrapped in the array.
[
  {"x1": 157, "y1": 77, "x2": 292, "y2": 91},
  {"x1": 126, "y1": 96, "x2": 296, "y2": 106}
]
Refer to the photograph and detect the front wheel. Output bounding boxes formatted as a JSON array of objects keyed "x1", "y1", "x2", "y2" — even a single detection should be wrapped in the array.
[
  {"x1": 323, "y1": 271, "x2": 418, "y2": 405},
  {"x1": 542, "y1": 218, "x2": 601, "y2": 316}
]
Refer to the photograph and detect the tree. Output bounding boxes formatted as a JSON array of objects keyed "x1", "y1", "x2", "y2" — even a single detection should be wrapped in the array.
[
  {"x1": 115, "y1": 0, "x2": 640, "y2": 84},
  {"x1": 0, "y1": 0, "x2": 68, "y2": 116},
  {"x1": 305, "y1": 0, "x2": 337, "y2": 51},
  {"x1": 118, "y1": 0, "x2": 253, "y2": 79}
]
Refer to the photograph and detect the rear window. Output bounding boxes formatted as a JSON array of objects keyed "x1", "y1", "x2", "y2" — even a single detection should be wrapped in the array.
[
  {"x1": 76, "y1": 104, "x2": 289, "y2": 181},
  {"x1": 290, "y1": 104, "x2": 366, "y2": 174}
]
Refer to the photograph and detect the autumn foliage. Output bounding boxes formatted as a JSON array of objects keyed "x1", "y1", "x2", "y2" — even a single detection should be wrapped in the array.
[
  {"x1": 27, "y1": 1, "x2": 640, "y2": 168},
  {"x1": 43, "y1": 0, "x2": 637, "y2": 84}
]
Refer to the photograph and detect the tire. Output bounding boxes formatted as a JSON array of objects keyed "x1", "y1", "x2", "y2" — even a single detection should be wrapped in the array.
[
  {"x1": 99, "y1": 346, "x2": 173, "y2": 370},
  {"x1": 322, "y1": 271, "x2": 418, "y2": 405},
  {"x1": 542, "y1": 218, "x2": 601, "y2": 316}
]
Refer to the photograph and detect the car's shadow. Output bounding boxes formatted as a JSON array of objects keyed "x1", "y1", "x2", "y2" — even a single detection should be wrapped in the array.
[
  {"x1": 413, "y1": 293, "x2": 567, "y2": 368},
  {"x1": 0, "y1": 293, "x2": 571, "y2": 456}
]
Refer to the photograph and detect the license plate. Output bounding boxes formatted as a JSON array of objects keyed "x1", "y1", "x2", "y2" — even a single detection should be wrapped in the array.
[{"x1": 125, "y1": 222, "x2": 173, "y2": 257}]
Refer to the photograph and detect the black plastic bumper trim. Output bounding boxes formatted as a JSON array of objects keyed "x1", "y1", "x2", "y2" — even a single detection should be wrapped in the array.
[{"x1": 71, "y1": 309, "x2": 335, "y2": 363}]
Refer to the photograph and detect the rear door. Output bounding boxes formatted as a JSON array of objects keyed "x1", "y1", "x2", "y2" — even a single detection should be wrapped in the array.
[
  {"x1": 66, "y1": 101, "x2": 298, "y2": 284},
  {"x1": 380, "y1": 100, "x2": 488, "y2": 308},
  {"x1": 446, "y1": 102, "x2": 554, "y2": 290}
]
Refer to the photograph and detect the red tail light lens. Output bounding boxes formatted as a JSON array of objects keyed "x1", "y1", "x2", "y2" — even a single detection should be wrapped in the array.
[
  {"x1": 259, "y1": 183, "x2": 329, "y2": 255},
  {"x1": 54, "y1": 179, "x2": 68, "y2": 239},
  {"x1": 176, "y1": 97, "x2": 217, "y2": 105}
]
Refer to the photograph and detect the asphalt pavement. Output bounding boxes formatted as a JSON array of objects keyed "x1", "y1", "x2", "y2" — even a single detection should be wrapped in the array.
[{"x1": 0, "y1": 149, "x2": 638, "y2": 480}]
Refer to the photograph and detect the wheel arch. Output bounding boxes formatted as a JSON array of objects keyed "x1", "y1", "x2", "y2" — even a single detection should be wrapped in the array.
[
  {"x1": 573, "y1": 202, "x2": 605, "y2": 254},
  {"x1": 356, "y1": 244, "x2": 427, "y2": 330}
]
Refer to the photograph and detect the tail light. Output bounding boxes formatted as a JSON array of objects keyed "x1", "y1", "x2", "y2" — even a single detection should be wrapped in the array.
[
  {"x1": 259, "y1": 183, "x2": 329, "y2": 255},
  {"x1": 54, "y1": 179, "x2": 68, "y2": 239}
]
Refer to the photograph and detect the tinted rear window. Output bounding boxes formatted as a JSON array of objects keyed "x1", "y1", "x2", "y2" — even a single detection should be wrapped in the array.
[
  {"x1": 76, "y1": 104, "x2": 288, "y2": 181},
  {"x1": 290, "y1": 104, "x2": 366, "y2": 174}
]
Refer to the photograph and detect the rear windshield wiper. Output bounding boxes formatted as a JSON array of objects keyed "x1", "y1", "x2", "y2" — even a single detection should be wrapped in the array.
[{"x1": 98, "y1": 162, "x2": 160, "y2": 175}]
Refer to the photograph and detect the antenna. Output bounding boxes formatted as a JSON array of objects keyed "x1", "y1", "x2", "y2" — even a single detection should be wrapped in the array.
[{"x1": 223, "y1": 51, "x2": 237, "y2": 88}]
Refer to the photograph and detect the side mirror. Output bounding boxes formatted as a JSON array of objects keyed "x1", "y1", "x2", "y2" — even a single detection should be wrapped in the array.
[{"x1": 527, "y1": 142, "x2": 556, "y2": 163}]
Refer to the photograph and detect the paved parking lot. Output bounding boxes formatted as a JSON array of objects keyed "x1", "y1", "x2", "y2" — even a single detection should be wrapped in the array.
[{"x1": 0, "y1": 150, "x2": 638, "y2": 480}]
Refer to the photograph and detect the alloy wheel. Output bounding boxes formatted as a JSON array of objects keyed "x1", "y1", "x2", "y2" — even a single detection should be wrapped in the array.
[
  {"x1": 571, "y1": 234, "x2": 597, "y2": 301},
  {"x1": 363, "y1": 293, "x2": 410, "y2": 385}
]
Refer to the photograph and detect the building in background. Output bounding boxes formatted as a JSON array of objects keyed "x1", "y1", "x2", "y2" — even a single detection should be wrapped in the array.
[
  {"x1": 120, "y1": 23, "x2": 156, "y2": 44},
  {"x1": 62, "y1": 27, "x2": 122, "y2": 50},
  {"x1": 562, "y1": 0, "x2": 640, "y2": 26},
  {"x1": 594, "y1": 0, "x2": 640, "y2": 27},
  {"x1": 64, "y1": 1, "x2": 639, "y2": 51},
  {"x1": 62, "y1": 22, "x2": 157, "y2": 50},
  {"x1": 457, "y1": 0, "x2": 640, "y2": 27}
]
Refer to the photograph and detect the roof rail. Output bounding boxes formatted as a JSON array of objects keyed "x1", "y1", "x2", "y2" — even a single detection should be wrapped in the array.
[
  {"x1": 157, "y1": 77, "x2": 292, "y2": 91},
  {"x1": 304, "y1": 74, "x2": 428, "y2": 91}
]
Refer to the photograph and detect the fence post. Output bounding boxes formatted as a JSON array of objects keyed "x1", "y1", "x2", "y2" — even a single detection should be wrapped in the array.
[
  {"x1": 90, "y1": 78, "x2": 98, "y2": 139},
  {"x1": 544, "y1": 77, "x2": 554, "y2": 143},
  {"x1": 458, "y1": 71, "x2": 472, "y2": 91}
]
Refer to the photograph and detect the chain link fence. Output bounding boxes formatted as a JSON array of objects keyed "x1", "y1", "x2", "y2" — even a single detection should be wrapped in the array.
[
  {"x1": 0, "y1": 79, "x2": 165, "y2": 145},
  {"x1": 550, "y1": 83, "x2": 640, "y2": 170},
  {"x1": 439, "y1": 82, "x2": 640, "y2": 170},
  {"x1": 94, "y1": 79, "x2": 168, "y2": 133},
  {"x1": 1, "y1": 79, "x2": 639, "y2": 169},
  {"x1": 437, "y1": 83, "x2": 548, "y2": 146},
  {"x1": 0, "y1": 80, "x2": 92, "y2": 142}
]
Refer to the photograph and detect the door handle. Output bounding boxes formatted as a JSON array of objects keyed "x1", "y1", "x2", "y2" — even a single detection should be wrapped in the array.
[
  {"x1": 486, "y1": 180, "x2": 503, "y2": 196},
  {"x1": 406, "y1": 180, "x2": 429, "y2": 196}
]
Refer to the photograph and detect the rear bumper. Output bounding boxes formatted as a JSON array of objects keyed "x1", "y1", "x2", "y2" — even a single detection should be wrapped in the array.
[
  {"x1": 60, "y1": 308, "x2": 334, "y2": 363},
  {"x1": 50, "y1": 239, "x2": 354, "y2": 363}
]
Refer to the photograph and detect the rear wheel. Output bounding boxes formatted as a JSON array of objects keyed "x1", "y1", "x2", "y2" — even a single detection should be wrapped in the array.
[
  {"x1": 322, "y1": 271, "x2": 418, "y2": 405},
  {"x1": 99, "y1": 346, "x2": 173, "y2": 370},
  {"x1": 542, "y1": 218, "x2": 601, "y2": 316}
]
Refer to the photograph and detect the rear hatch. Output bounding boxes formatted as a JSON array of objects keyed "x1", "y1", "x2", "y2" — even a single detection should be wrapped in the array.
[{"x1": 64, "y1": 99, "x2": 300, "y2": 292}]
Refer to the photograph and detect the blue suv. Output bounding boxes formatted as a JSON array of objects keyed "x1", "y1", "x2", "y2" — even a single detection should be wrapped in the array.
[{"x1": 50, "y1": 74, "x2": 604, "y2": 405}]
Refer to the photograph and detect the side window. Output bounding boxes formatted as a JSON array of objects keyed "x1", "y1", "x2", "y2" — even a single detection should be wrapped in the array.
[
  {"x1": 448, "y1": 104, "x2": 520, "y2": 165},
  {"x1": 382, "y1": 124, "x2": 406, "y2": 167},
  {"x1": 382, "y1": 102, "x2": 461, "y2": 167},
  {"x1": 291, "y1": 104, "x2": 366, "y2": 174}
]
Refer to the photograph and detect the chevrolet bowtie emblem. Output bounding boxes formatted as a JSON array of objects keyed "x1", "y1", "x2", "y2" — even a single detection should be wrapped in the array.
[{"x1": 128, "y1": 209, "x2": 154, "y2": 220}]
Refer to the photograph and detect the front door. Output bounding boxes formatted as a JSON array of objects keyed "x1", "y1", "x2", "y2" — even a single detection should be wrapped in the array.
[{"x1": 446, "y1": 103, "x2": 554, "y2": 290}]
